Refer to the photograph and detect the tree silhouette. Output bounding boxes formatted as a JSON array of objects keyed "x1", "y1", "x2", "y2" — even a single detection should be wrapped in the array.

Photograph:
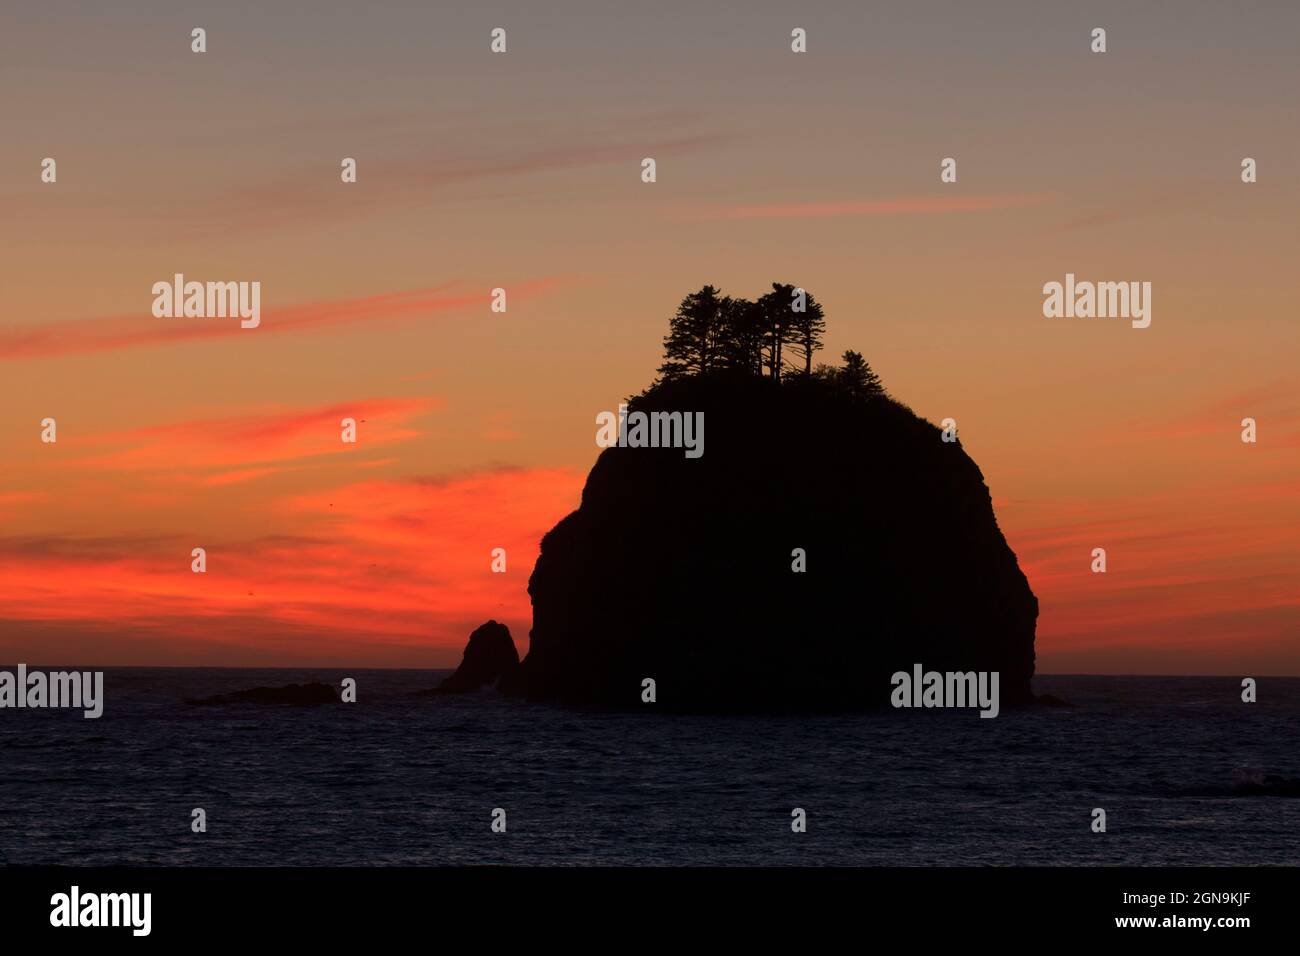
[
  {"x1": 754, "y1": 284, "x2": 797, "y2": 384},
  {"x1": 717, "y1": 296, "x2": 765, "y2": 375},
  {"x1": 658, "y1": 285, "x2": 728, "y2": 381},
  {"x1": 779, "y1": 284, "x2": 826, "y2": 375},
  {"x1": 838, "y1": 350, "x2": 884, "y2": 398},
  {"x1": 655, "y1": 282, "x2": 880, "y2": 397}
]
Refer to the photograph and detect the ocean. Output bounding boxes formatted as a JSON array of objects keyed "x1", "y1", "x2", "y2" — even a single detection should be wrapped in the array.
[{"x1": 1, "y1": 670, "x2": 1296, "y2": 866}]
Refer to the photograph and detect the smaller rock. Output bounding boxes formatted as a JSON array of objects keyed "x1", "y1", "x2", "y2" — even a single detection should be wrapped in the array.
[
  {"x1": 424, "y1": 620, "x2": 519, "y2": 695},
  {"x1": 1231, "y1": 768, "x2": 1300, "y2": 797}
]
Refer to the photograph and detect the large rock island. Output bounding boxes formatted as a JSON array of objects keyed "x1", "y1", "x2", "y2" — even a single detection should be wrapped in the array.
[{"x1": 502, "y1": 371, "x2": 1038, "y2": 711}]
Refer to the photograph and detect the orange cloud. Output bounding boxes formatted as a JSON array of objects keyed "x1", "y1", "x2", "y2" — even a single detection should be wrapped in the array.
[
  {"x1": 0, "y1": 492, "x2": 52, "y2": 524},
  {"x1": 71, "y1": 397, "x2": 438, "y2": 477},
  {"x1": 0, "y1": 467, "x2": 585, "y2": 666},
  {"x1": 1001, "y1": 480, "x2": 1300, "y2": 674},
  {"x1": 1088, "y1": 379, "x2": 1299, "y2": 445},
  {"x1": 0, "y1": 278, "x2": 571, "y2": 361}
]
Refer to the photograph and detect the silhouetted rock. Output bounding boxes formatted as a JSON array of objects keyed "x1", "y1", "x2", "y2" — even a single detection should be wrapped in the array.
[
  {"x1": 425, "y1": 620, "x2": 520, "y2": 695},
  {"x1": 185, "y1": 682, "x2": 338, "y2": 706},
  {"x1": 1232, "y1": 768, "x2": 1300, "y2": 797},
  {"x1": 508, "y1": 373, "x2": 1038, "y2": 712}
]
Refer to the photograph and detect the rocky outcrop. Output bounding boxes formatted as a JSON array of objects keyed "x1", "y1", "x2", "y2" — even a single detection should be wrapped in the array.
[
  {"x1": 426, "y1": 620, "x2": 520, "y2": 694},
  {"x1": 508, "y1": 373, "x2": 1038, "y2": 711},
  {"x1": 1232, "y1": 768, "x2": 1300, "y2": 797}
]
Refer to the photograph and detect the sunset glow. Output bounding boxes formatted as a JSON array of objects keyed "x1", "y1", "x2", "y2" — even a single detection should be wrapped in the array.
[{"x1": 3, "y1": 2, "x2": 1296, "y2": 673}]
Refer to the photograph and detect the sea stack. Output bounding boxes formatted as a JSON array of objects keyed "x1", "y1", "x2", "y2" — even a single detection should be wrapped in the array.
[
  {"x1": 431, "y1": 620, "x2": 520, "y2": 694},
  {"x1": 509, "y1": 373, "x2": 1038, "y2": 711}
]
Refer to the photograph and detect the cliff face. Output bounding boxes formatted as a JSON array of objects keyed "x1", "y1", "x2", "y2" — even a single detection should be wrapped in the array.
[{"x1": 510, "y1": 374, "x2": 1037, "y2": 711}]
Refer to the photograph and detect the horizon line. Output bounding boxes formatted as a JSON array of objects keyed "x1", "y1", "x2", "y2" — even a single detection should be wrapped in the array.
[{"x1": 1, "y1": 663, "x2": 1295, "y2": 680}]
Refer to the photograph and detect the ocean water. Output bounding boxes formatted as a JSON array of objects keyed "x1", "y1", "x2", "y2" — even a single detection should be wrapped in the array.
[{"x1": 0, "y1": 670, "x2": 1296, "y2": 866}]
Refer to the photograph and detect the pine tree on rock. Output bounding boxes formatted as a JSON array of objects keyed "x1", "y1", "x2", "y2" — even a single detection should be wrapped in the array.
[
  {"x1": 839, "y1": 349, "x2": 884, "y2": 398},
  {"x1": 754, "y1": 283, "x2": 798, "y2": 384},
  {"x1": 658, "y1": 285, "x2": 728, "y2": 381},
  {"x1": 782, "y1": 284, "x2": 826, "y2": 375}
]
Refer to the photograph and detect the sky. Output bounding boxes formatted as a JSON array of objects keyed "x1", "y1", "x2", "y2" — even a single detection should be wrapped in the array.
[{"x1": 1, "y1": 1, "x2": 1297, "y2": 673}]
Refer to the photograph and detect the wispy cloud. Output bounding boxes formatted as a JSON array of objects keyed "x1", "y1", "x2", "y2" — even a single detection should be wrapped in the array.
[
  {"x1": 0, "y1": 278, "x2": 570, "y2": 361},
  {"x1": 1001, "y1": 482, "x2": 1300, "y2": 672},
  {"x1": 691, "y1": 193, "x2": 1055, "y2": 221},
  {"x1": 1053, "y1": 187, "x2": 1208, "y2": 233},
  {"x1": 72, "y1": 397, "x2": 438, "y2": 478}
]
